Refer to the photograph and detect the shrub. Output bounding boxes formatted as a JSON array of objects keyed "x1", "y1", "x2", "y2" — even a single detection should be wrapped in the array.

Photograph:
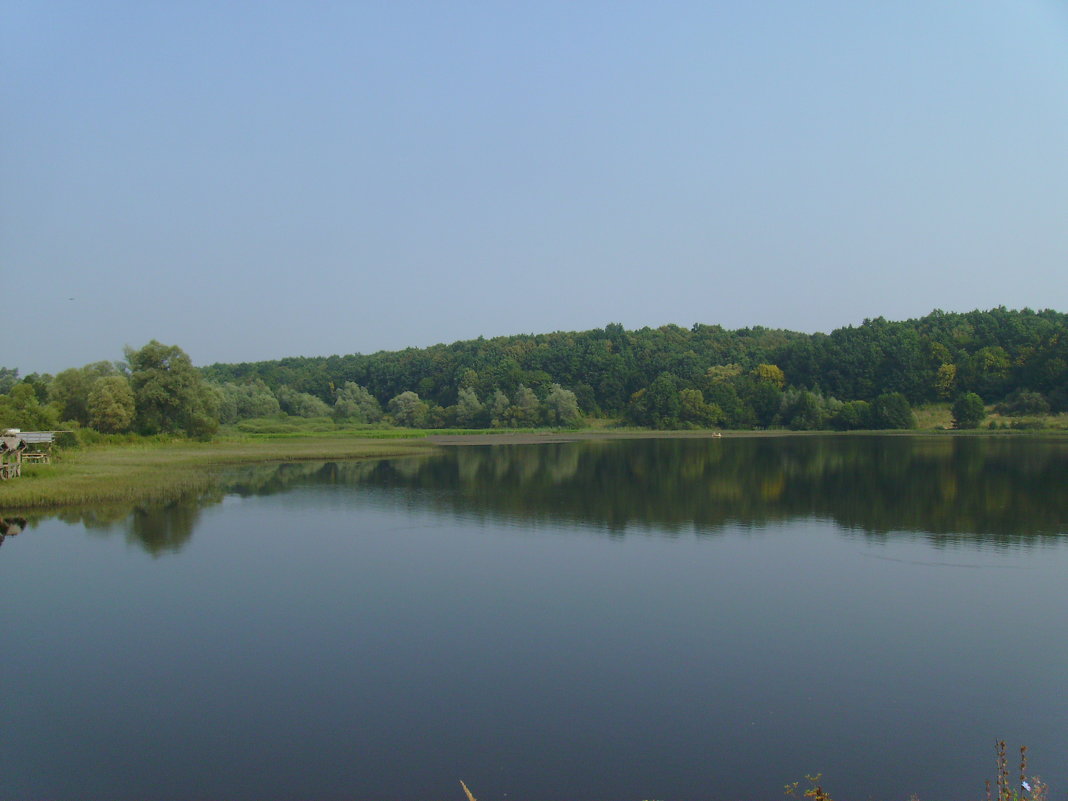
[
  {"x1": 871, "y1": 393, "x2": 916, "y2": 429},
  {"x1": 952, "y1": 392, "x2": 986, "y2": 429},
  {"x1": 831, "y1": 400, "x2": 872, "y2": 430},
  {"x1": 995, "y1": 389, "x2": 1050, "y2": 416}
]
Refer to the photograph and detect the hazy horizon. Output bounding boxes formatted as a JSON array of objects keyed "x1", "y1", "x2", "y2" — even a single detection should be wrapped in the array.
[{"x1": 5, "y1": 1, "x2": 1068, "y2": 374}]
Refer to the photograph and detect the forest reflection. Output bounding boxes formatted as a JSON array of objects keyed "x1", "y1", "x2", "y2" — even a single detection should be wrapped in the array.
[
  {"x1": 22, "y1": 435, "x2": 1068, "y2": 555},
  {"x1": 315, "y1": 436, "x2": 1068, "y2": 546}
]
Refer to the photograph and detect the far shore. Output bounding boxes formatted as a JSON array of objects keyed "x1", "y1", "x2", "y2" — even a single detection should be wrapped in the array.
[{"x1": 424, "y1": 427, "x2": 1066, "y2": 445}]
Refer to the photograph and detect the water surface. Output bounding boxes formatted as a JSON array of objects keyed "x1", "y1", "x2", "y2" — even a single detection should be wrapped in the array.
[{"x1": 2, "y1": 436, "x2": 1066, "y2": 801}]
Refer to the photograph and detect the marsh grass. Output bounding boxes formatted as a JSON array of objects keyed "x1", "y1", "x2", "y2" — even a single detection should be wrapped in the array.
[{"x1": 912, "y1": 403, "x2": 954, "y2": 430}]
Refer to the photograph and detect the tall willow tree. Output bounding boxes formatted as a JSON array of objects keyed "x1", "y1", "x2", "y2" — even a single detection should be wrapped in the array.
[
  {"x1": 87, "y1": 375, "x2": 136, "y2": 433},
  {"x1": 125, "y1": 341, "x2": 219, "y2": 437},
  {"x1": 333, "y1": 382, "x2": 382, "y2": 422}
]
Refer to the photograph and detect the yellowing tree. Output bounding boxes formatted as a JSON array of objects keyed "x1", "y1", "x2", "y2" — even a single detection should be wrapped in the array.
[
  {"x1": 751, "y1": 363, "x2": 786, "y2": 389},
  {"x1": 934, "y1": 363, "x2": 957, "y2": 400}
]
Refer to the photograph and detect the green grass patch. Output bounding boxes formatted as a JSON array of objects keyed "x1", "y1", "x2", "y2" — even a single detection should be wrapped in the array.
[{"x1": 912, "y1": 402, "x2": 954, "y2": 430}]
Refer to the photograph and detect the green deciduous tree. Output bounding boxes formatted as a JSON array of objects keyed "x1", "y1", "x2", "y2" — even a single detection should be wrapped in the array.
[
  {"x1": 703, "y1": 379, "x2": 751, "y2": 429},
  {"x1": 627, "y1": 373, "x2": 681, "y2": 429},
  {"x1": 960, "y1": 346, "x2": 1011, "y2": 401},
  {"x1": 780, "y1": 388, "x2": 825, "y2": 430},
  {"x1": 213, "y1": 379, "x2": 282, "y2": 423},
  {"x1": 453, "y1": 386, "x2": 486, "y2": 427},
  {"x1": 678, "y1": 388, "x2": 722, "y2": 428},
  {"x1": 0, "y1": 383, "x2": 61, "y2": 430},
  {"x1": 88, "y1": 375, "x2": 136, "y2": 433},
  {"x1": 49, "y1": 368, "x2": 92, "y2": 424},
  {"x1": 831, "y1": 400, "x2": 872, "y2": 430},
  {"x1": 870, "y1": 392, "x2": 916, "y2": 430},
  {"x1": 0, "y1": 367, "x2": 18, "y2": 394},
  {"x1": 333, "y1": 382, "x2": 383, "y2": 422},
  {"x1": 20, "y1": 373, "x2": 53, "y2": 404},
  {"x1": 994, "y1": 389, "x2": 1049, "y2": 416},
  {"x1": 275, "y1": 386, "x2": 331, "y2": 418},
  {"x1": 388, "y1": 391, "x2": 429, "y2": 427},
  {"x1": 952, "y1": 392, "x2": 986, "y2": 429},
  {"x1": 125, "y1": 341, "x2": 219, "y2": 437},
  {"x1": 489, "y1": 390, "x2": 511, "y2": 428},
  {"x1": 50, "y1": 362, "x2": 120, "y2": 425},
  {"x1": 749, "y1": 381, "x2": 784, "y2": 428},
  {"x1": 510, "y1": 385, "x2": 541, "y2": 427},
  {"x1": 543, "y1": 384, "x2": 582, "y2": 428}
]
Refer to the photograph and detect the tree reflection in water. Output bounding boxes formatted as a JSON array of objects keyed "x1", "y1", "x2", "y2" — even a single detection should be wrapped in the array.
[
  {"x1": 319, "y1": 436, "x2": 1068, "y2": 545},
  {"x1": 12, "y1": 435, "x2": 1068, "y2": 554},
  {"x1": 0, "y1": 516, "x2": 28, "y2": 549}
]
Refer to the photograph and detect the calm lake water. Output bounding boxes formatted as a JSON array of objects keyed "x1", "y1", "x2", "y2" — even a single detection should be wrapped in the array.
[{"x1": 2, "y1": 435, "x2": 1067, "y2": 801}]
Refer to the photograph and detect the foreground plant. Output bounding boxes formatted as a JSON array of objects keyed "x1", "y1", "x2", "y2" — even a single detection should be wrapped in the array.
[
  {"x1": 988, "y1": 741, "x2": 1047, "y2": 801},
  {"x1": 784, "y1": 742, "x2": 1048, "y2": 801},
  {"x1": 785, "y1": 773, "x2": 833, "y2": 801},
  {"x1": 465, "y1": 741, "x2": 1048, "y2": 801}
]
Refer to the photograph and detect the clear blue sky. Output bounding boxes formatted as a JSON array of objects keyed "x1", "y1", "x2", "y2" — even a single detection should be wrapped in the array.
[{"x1": 4, "y1": 1, "x2": 1067, "y2": 373}]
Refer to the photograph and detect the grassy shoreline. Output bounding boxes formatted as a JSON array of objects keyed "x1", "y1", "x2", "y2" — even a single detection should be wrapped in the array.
[{"x1": 4, "y1": 425, "x2": 1067, "y2": 512}]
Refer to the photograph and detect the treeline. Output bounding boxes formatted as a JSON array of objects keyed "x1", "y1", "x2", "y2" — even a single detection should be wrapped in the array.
[
  {"x1": 0, "y1": 342, "x2": 222, "y2": 437},
  {"x1": 2, "y1": 307, "x2": 1067, "y2": 436},
  {"x1": 0, "y1": 342, "x2": 583, "y2": 437},
  {"x1": 203, "y1": 307, "x2": 1068, "y2": 429}
]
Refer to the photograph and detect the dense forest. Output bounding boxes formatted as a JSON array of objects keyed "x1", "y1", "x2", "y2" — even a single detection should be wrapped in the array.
[
  {"x1": 201, "y1": 306, "x2": 1068, "y2": 429},
  {"x1": 2, "y1": 307, "x2": 1067, "y2": 436}
]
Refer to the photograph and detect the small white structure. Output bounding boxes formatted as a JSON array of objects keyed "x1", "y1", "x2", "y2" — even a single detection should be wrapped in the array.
[{"x1": 1, "y1": 430, "x2": 56, "y2": 479}]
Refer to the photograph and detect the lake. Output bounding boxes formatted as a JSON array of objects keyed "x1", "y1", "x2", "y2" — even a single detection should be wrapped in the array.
[{"x1": 2, "y1": 435, "x2": 1067, "y2": 801}]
